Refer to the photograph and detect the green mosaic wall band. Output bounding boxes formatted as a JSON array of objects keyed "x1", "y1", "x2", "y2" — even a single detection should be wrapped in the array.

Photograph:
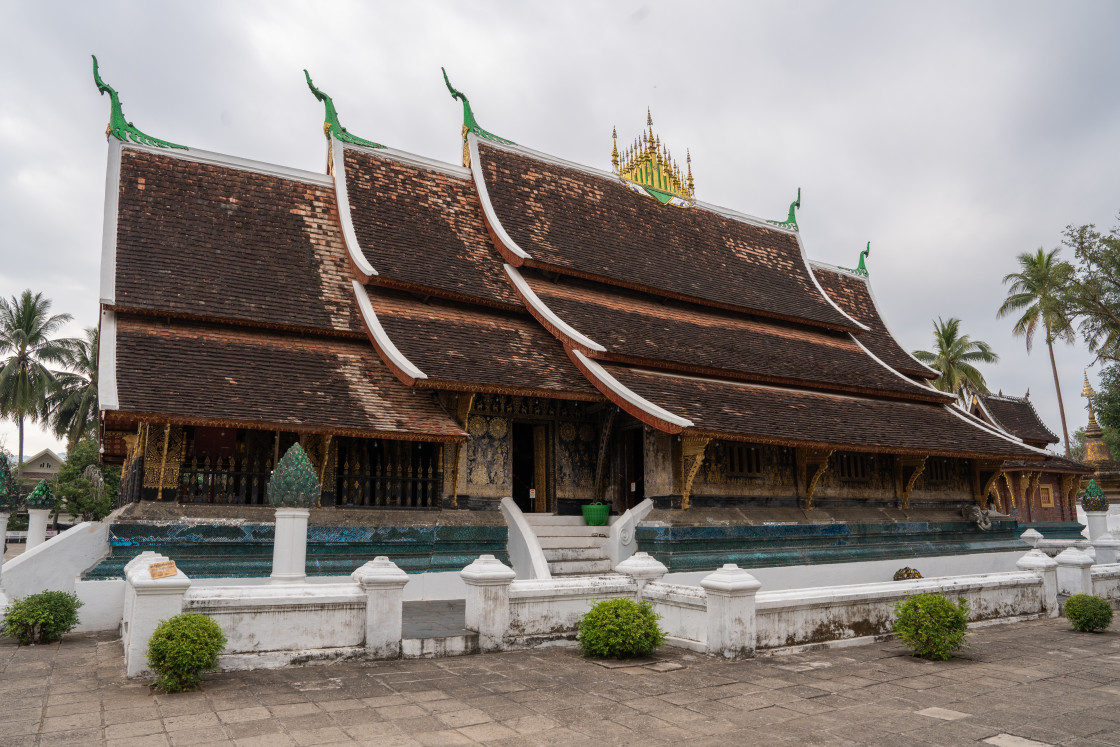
[{"x1": 92, "y1": 56, "x2": 186, "y2": 150}]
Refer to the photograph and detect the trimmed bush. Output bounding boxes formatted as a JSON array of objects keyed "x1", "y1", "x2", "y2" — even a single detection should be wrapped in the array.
[
  {"x1": 147, "y1": 613, "x2": 227, "y2": 693},
  {"x1": 1065, "y1": 594, "x2": 1113, "y2": 633},
  {"x1": 577, "y1": 598, "x2": 665, "y2": 659},
  {"x1": 2, "y1": 590, "x2": 83, "y2": 645},
  {"x1": 893, "y1": 594, "x2": 969, "y2": 661}
]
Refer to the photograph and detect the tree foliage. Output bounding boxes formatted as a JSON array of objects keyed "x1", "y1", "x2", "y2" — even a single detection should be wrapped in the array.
[
  {"x1": 44, "y1": 327, "x2": 99, "y2": 449},
  {"x1": 912, "y1": 317, "x2": 999, "y2": 401},
  {"x1": 56, "y1": 438, "x2": 119, "y2": 521},
  {"x1": 1061, "y1": 216, "x2": 1120, "y2": 365}
]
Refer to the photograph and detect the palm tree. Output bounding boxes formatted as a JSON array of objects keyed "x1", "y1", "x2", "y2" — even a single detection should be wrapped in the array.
[
  {"x1": 997, "y1": 247, "x2": 1076, "y2": 456},
  {"x1": 0, "y1": 291, "x2": 76, "y2": 480},
  {"x1": 913, "y1": 317, "x2": 999, "y2": 403},
  {"x1": 44, "y1": 327, "x2": 99, "y2": 450}
]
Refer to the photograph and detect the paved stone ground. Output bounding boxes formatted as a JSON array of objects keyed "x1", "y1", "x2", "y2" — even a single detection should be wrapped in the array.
[{"x1": 2, "y1": 617, "x2": 1120, "y2": 746}]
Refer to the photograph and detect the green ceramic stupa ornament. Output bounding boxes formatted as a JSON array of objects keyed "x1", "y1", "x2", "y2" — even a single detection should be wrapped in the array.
[
  {"x1": 0, "y1": 453, "x2": 17, "y2": 512},
  {"x1": 267, "y1": 443, "x2": 321, "y2": 509},
  {"x1": 1081, "y1": 479, "x2": 1109, "y2": 512},
  {"x1": 25, "y1": 479, "x2": 56, "y2": 510}
]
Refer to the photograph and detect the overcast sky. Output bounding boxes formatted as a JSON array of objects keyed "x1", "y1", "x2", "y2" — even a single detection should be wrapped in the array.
[{"x1": 2, "y1": 0, "x2": 1119, "y2": 460}]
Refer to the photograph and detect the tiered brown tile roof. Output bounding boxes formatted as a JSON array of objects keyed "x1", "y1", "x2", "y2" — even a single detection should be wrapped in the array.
[
  {"x1": 475, "y1": 143, "x2": 860, "y2": 332},
  {"x1": 115, "y1": 150, "x2": 362, "y2": 335},
  {"x1": 521, "y1": 274, "x2": 948, "y2": 403},
  {"x1": 110, "y1": 314, "x2": 465, "y2": 441},
  {"x1": 343, "y1": 147, "x2": 518, "y2": 309},
  {"x1": 979, "y1": 394, "x2": 1060, "y2": 445},
  {"x1": 360, "y1": 286, "x2": 600, "y2": 400},
  {"x1": 596, "y1": 365, "x2": 1040, "y2": 458},
  {"x1": 1002, "y1": 455, "x2": 1092, "y2": 473},
  {"x1": 813, "y1": 264, "x2": 937, "y2": 380}
]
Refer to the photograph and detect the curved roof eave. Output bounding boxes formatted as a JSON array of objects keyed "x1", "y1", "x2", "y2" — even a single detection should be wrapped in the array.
[
  {"x1": 468, "y1": 133, "x2": 532, "y2": 262},
  {"x1": 332, "y1": 136, "x2": 378, "y2": 280},
  {"x1": 351, "y1": 280, "x2": 427, "y2": 385},
  {"x1": 568, "y1": 349, "x2": 693, "y2": 433},
  {"x1": 502, "y1": 265, "x2": 605, "y2": 353},
  {"x1": 811, "y1": 260, "x2": 941, "y2": 379},
  {"x1": 98, "y1": 308, "x2": 119, "y2": 412}
]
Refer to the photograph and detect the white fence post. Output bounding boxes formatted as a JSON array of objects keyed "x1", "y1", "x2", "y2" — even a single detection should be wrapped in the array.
[
  {"x1": 1019, "y1": 528, "x2": 1043, "y2": 548},
  {"x1": 1016, "y1": 549, "x2": 1059, "y2": 617},
  {"x1": 461, "y1": 555, "x2": 516, "y2": 652},
  {"x1": 25, "y1": 508, "x2": 51, "y2": 552},
  {"x1": 700, "y1": 564, "x2": 762, "y2": 660},
  {"x1": 123, "y1": 552, "x2": 190, "y2": 678},
  {"x1": 270, "y1": 507, "x2": 310, "y2": 584},
  {"x1": 0, "y1": 511, "x2": 8, "y2": 579},
  {"x1": 614, "y1": 551, "x2": 667, "y2": 599},
  {"x1": 1085, "y1": 511, "x2": 1110, "y2": 542},
  {"x1": 1055, "y1": 547, "x2": 1094, "y2": 597},
  {"x1": 352, "y1": 556, "x2": 409, "y2": 658}
]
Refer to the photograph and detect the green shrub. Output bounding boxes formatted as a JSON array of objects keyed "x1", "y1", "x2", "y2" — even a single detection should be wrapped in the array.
[
  {"x1": 577, "y1": 598, "x2": 665, "y2": 659},
  {"x1": 147, "y1": 613, "x2": 227, "y2": 693},
  {"x1": 2, "y1": 590, "x2": 83, "y2": 645},
  {"x1": 1065, "y1": 594, "x2": 1114, "y2": 633},
  {"x1": 893, "y1": 594, "x2": 969, "y2": 661}
]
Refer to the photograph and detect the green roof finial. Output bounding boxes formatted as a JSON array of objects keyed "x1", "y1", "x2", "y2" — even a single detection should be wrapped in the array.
[
  {"x1": 441, "y1": 68, "x2": 515, "y2": 147},
  {"x1": 856, "y1": 242, "x2": 871, "y2": 276},
  {"x1": 92, "y1": 55, "x2": 186, "y2": 150},
  {"x1": 768, "y1": 188, "x2": 801, "y2": 230},
  {"x1": 26, "y1": 479, "x2": 55, "y2": 510},
  {"x1": 303, "y1": 70, "x2": 385, "y2": 150}
]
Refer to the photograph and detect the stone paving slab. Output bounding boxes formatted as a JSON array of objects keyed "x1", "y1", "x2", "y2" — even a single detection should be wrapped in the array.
[{"x1": 1, "y1": 618, "x2": 1119, "y2": 745}]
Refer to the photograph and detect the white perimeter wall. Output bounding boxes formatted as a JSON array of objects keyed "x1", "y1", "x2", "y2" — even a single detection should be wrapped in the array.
[{"x1": 663, "y1": 550, "x2": 1028, "y2": 591}]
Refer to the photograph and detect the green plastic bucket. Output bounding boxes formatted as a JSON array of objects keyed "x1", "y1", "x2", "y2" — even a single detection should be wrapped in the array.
[{"x1": 581, "y1": 502, "x2": 609, "y2": 526}]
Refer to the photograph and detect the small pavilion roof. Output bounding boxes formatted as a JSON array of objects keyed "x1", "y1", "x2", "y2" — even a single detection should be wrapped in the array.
[{"x1": 975, "y1": 393, "x2": 1060, "y2": 446}]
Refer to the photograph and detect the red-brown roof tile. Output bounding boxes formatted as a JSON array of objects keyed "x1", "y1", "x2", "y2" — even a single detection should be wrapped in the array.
[
  {"x1": 522, "y1": 274, "x2": 947, "y2": 403},
  {"x1": 813, "y1": 264, "x2": 937, "y2": 380},
  {"x1": 360, "y1": 286, "x2": 601, "y2": 400},
  {"x1": 343, "y1": 147, "x2": 518, "y2": 308},
  {"x1": 114, "y1": 149, "x2": 362, "y2": 335},
  {"x1": 475, "y1": 143, "x2": 860, "y2": 332},
  {"x1": 111, "y1": 314, "x2": 465, "y2": 441},
  {"x1": 978, "y1": 394, "x2": 1060, "y2": 445},
  {"x1": 596, "y1": 364, "x2": 1041, "y2": 459}
]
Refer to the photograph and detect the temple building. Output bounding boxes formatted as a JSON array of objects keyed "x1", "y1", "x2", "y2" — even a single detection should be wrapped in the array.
[
  {"x1": 970, "y1": 392, "x2": 1091, "y2": 534},
  {"x1": 93, "y1": 59, "x2": 1050, "y2": 572}
]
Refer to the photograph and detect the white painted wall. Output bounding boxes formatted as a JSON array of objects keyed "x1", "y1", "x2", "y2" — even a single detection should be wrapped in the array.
[
  {"x1": 662, "y1": 550, "x2": 1028, "y2": 591},
  {"x1": 1, "y1": 522, "x2": 109, "y2": 600}
]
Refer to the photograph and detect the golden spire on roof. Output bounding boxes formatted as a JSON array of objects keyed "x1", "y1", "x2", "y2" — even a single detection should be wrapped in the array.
[
  {"x1": 1083, "y1": 370, "x2": 1096, "y2": 399},
  {"x1": 614, "y1": 108, "x2": 694, "y2": 205}
]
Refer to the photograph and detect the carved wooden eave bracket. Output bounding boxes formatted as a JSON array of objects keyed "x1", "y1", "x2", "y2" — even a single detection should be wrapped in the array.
[
  {"x1": 1002, "y1": 471, "x2": 1017, "y2": 509},
  {"x1": 1061, "y1": 473, "x2": 1082, "y2": 513},
  {"x1": 593, "y1": 408, "x2": 617, "y2": 503},
  {"x1": 974, "y1": 460, "x2": 1005, "y2": 506},
  {"x1": 800, "y1": 448, "x2": 834, "y2": 511},
  {"x1": 680, "y1": 435, "x2": 711, "y2": 510},
  {"x1": 898, "y1": 455, "x2": 927, "y2": 510},
  {"x1": 447, "y1": 392, "x2": 476, "y2": 509}
]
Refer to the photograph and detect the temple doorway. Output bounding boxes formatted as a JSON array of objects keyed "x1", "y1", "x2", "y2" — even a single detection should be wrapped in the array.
[
  {"x1": 620, "y1": 428, "x2": 645, "y2": 510},
  {"x1": 512, "y1": 422, "x2": 550, "y2": 512}
]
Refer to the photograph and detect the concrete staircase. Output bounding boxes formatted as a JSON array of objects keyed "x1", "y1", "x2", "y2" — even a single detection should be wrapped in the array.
[{"x1": 523, "y1": 514, "x2": 614, "y2": 576}]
